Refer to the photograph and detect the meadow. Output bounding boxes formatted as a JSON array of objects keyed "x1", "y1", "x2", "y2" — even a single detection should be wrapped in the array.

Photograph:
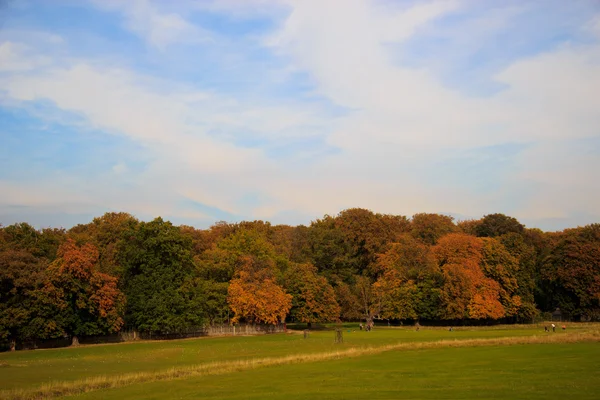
[{"x1": 0, "y1": 323, "x2": 598, "y2": 399}]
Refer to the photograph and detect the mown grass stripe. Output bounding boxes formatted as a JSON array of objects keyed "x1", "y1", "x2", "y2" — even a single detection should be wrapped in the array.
[{"x1": 2, "y1": 331, "x2": 598, "y2": 400}]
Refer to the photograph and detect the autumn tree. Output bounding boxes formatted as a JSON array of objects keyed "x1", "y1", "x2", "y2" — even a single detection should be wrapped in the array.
[
  {"x1": 374, "y1": 269, "x2": 418, "y2": 320},
  {"x1": 68, "y1": 212, "x2": 138, "y2": 277},
  {"x1": 284, "y1": 263, "x2": 340, "y2": 325},
  {"x1": 39, "y1": 239, "x2": 125, "y2": 345},
  {"x1": 433, "y1": 234, "x2": 505, "y2": 320},
  {"x1": 227, "y1": 256, "x2": 291, "y2": 324},
  {"x1": 334, "y1": 208, "x2": 410, "y2": 276},
  {"x1": 480, "y1": 238, "x2": 522, "y2": 317},
  {"x1": 333, "y1": 280, "x2": 363, "y2": 321},
  {"x1": 374, "y1": 235, "x2": 440, "y2": 320}
]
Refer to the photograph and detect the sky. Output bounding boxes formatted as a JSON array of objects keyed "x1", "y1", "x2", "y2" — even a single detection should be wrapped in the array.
[{"x1": 0, "y1": 0, "x2": 599, "y2": 231}]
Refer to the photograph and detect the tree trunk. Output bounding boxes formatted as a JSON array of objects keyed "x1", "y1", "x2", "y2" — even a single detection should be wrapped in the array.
[
  {"x1": 9, "y1": 339, "x2": 16, "y2": 352},
  {"x1": 71, "y1": 335, "x2": 80, "y2": 346}
]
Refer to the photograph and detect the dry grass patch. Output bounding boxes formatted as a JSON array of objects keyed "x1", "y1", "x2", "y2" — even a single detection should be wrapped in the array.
[{"x1": 2, "y1": 330, "x2": 599, "y2": 400}]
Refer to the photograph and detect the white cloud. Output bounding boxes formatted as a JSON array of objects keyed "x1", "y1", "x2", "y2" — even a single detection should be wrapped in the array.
[
  {"x1": 260, "y1": 1, "x2": 600, "y2": 221},
  {"x1": 1, "y1": 1, "x2": 600, "y2": 229},
  {"x1": 0, "y1": 42, "x2": 51, "y2": 72},
  {"x1": 90, "y1": 0, "x2": 212, "y2": 49}
]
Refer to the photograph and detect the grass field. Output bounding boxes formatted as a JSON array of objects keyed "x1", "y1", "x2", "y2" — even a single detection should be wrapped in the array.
[{"x1": 1, "y1": 323, "x2": 598, "y2": 399}]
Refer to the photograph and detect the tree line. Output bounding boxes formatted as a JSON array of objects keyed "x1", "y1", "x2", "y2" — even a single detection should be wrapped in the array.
[{"x1": 1, "y1": 209, "x2": 599, "y2": 350}]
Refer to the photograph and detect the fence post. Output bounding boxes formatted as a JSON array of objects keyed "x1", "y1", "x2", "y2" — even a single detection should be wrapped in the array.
[{"x1": 334, "y1": 328, "x2": 343, "y2": 344}]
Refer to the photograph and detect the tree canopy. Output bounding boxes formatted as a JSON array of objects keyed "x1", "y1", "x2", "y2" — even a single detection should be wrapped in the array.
[{"x1": 2, "y1": 208, "x2": 599, "y2": 350}]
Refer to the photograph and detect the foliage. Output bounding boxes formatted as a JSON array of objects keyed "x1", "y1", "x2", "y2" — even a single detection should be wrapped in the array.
[
  {"x1": 542, "y1": 224, "x2": 600, "y2": 320},
  {"x1": 411, "y1": 213, "x2": 458, "y2": 245},
  {"x1": 3, "y1": 208, "x2": 600, "y2": 348},
  {"x1": 0, "y1": 250, "x2": 48, "y2": 346},
  {"x1": 227, "y1": 256, "x2": 291, "y2": 324},
  {"x1": 284, "y1": 263, "x2": 340, "y2": 323},
  {"x1": 476, "y1": 213, "x2": 525, "y2": 238},
  {"x1": 120, "y1": 218, "x2": 198, "y2": 333},
  {"x1": 333, "y1": 281, "x2": 363, "y2": 321},
  {"x1": 40, "y1": 239, "x2": 125, "y2": 339},
  {"x1": 433, "y1": 234, "x2": 505, "y2": 319}
]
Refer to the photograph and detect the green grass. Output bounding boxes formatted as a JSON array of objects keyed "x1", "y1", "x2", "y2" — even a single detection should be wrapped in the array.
[
  {"x1": 69, "y1": 342, "x2": 600, "y2": 400},
  {"x1": 0, "y1": 324, "x2": 597, "y2": 399}
]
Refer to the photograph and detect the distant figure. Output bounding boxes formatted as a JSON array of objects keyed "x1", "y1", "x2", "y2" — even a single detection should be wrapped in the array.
[
  {"x1": 562, "y1": 325, "x2": 566, "y2": 330},
  {"x1": 359, "y1": 323, "x2": 363, "y2": 331},
  {"x1": 544, "y1": 326, "x2": 549, "y2": 332},
  {"x1": 415, "y1": 322, "x2": 420, "y2": 331},
  {"x1": 449, "y1": 327, "x2": 453, "y2": 332},
  {"x1": 551, "y1": 323, "x2": 556, "y2": 332}
]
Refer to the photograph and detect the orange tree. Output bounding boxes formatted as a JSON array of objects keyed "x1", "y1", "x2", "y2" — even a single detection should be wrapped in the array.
[
  {"x1": 227, "y1": 256, "x2": 291, "y2": 324},
  {"x1": 38, "y1": 239, "x2": 125, "y2": 345},
  {"x1": 433, "y1": 233, "x2": 505, "y2": 320}
]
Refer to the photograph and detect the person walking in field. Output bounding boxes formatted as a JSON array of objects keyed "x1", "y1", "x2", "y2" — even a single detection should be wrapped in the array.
[
  {"x1": 551, "y1": 323, "x2": 556, "y2": 332},
  {"x1": 544, "y1": 326, "x2": 549, "y2": 332}
]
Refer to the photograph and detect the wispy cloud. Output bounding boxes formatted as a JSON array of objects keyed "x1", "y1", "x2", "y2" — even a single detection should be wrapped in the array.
[{"x1": 0, "y1": 0, "x2": 599, "y2": 230}]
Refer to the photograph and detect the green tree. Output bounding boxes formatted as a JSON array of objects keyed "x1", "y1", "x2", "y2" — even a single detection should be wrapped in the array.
[
  {"x1": 284, "y1": 263, "x2": 340, "y2": 325},
  {"x1": 0, "y1": 250, "x2": 47, "y2": 350},
  {"x1": 476, "y1": 213, "x2": 525, "y2": 238},
  {"x1": 120, "y1": 218, "x2": 198, "y2": 333},
  {"x1": 411, "y1": 213, "x2": 458, "y2": 245},
  {"x1": 542, "y1": 224, "x2": 600, "y2": 320}
]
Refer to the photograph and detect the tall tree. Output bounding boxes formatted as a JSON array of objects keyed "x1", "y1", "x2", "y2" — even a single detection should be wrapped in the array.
[
  {"x1": 334, "y1": 208, "x2": 410, "y2": 276},
  {"x1": 227, "y1": 256, "x2": 291, "y2": 325},
  {"x1": 374, "y1": 235, "x2": 439, "y2": 320},
  {"x1": 542, "y1": 224, "x2": 600, "y2": 320},
  {"x1": 120, "y1": 218, "x2": 198, "y2": 333},
  {"x1": 284, "y1": 263, "x2": 340, "y2": 325},
  {"x1": 498, "y1": 233, "x2": 539, "y2": 320},
  {"x1": 40, "y1": 239, "x2": 125, "y2": 345},
  {"x1": 480, "y1": 238, "x2": 522, "y2": 318},
  {"x1": 0, "y1": 250, "x2": 47, "y2": 350},
  {"x1": 433, "y1": 234, "x2": 505, "y2": 320}
]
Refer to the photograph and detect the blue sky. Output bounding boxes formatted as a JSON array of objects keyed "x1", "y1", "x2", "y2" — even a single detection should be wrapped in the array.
[{"x1": 1, "y1": 0, "x2": 599, "y2": 231}]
